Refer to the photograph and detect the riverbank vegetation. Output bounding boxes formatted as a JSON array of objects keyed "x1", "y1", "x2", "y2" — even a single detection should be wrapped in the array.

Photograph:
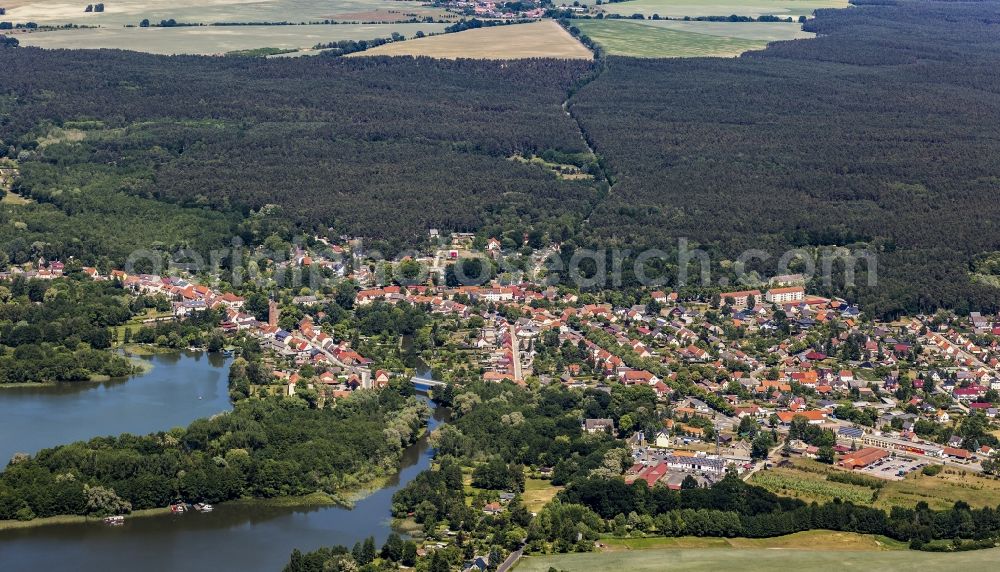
[
  {"x1": 0, "y1": 505, "x2": 172, "y2": 531},
  {"x1": 0, "y1": 383, "x2": 428, "y2": 521},
  {"x1": 292, "y1": 381, "x2": 648, "y2": 568}
]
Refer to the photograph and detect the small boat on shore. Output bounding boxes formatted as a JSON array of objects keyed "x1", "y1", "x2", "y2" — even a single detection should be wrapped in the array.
[
  {"x1": 169, "y1": 503, "x2": 187, "y2": 513},
  {"x1": 193, "y1": 503, "x2": 213, "y2": 512},
  {"x1": 103, "y1": 515, "x2": 125, "y2": 526}
]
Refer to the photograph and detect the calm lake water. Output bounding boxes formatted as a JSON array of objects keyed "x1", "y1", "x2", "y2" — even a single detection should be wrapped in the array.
[
  {"x1": 0, "y1": 350, "x2": 447, "y2": 572},
  {"x1": 0, "y1": 350, "x2": 232, "y2": 467}
]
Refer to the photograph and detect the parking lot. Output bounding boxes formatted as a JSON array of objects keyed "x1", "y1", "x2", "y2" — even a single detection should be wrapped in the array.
[{"x1": 860, "y1": 456, "x2": 925, "y2": 481}]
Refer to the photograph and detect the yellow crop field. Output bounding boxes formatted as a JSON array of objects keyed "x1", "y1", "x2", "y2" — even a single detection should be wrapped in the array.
[{"x1": 354, "y1": 21, "x2": 593, "y2": 60}]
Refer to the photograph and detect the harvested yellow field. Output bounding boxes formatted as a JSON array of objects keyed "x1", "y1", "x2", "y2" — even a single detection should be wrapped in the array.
[{"x1": 353, "y1": 21, "x2": 593, "y2": 60}]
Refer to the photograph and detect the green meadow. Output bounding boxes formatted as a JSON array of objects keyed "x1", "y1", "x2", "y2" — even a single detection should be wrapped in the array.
[
  {"x1": 16, "y1": 23, "x2": 448, "y2": 55},
  {"x1": 516, "y1": 544, "x2": 1000, "y2": 572},
  {"x1": 597, "y1": 0, "x2": 849, "y2": 19},
  {"x1": 575, "y1": 19, "x2": 786, "y2": 58}
]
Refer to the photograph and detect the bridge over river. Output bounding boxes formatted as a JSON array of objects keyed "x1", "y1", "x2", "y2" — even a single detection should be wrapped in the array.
[{"x1": 410, "y1": 376, "x2": 445, "y2": 392}]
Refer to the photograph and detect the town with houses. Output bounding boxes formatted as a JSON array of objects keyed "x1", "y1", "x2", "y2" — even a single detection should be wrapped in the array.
[
  {"x1": 7, "y1": 229, "x2": 1000, "y2": 498},
  {"x1": 433, "y1": 0, "x2": 548, "y2": 20},
  {"x1": 3, "y1": 4, "x2": 1000, "y2": 568}
]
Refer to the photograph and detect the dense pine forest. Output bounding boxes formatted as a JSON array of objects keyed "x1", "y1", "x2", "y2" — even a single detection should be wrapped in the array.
[
  {"x1": 0, "y1": 54, "x2": 599, "y2": 254},
  {"x1": 2, "y1": 0, "x2": 1000, "y2": 316},
  {"x1": 569, "y1": 0, "x2": 1000, "y2": 317}
]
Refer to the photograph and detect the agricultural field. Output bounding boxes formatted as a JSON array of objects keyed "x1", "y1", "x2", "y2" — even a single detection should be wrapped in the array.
[
  {"x1": 575, "y1": 19, "x2": 781, "y2": 58},
  {"x1": 640, "y1": 19, "x2": 815, "y2": 40},
  {"x1": 750, "y1": 468, "x2": 876, "y2": 505},
  {"x1": 354, "y1": 21, "x2": 593, "y2": 59},
  {"x1": 15, "y1": 23, "x2": 448, "y2": 55},
  {"x1": 596, "y1": 0, "x2": 849, "y2": 19},
  {"x1": 515, "y1": 545, "x2": 1000, "y2": 572},
  {"x1": 750, "y1": 458, "x2": 1000, "y2": 511},
  {"x1": 1, "y1": 0, "x2": 436, "y2": 27},
  {"x1": 599, "y1": 530, "x2": 906, "y2": 552},
  {"x1": 877, "y1": 467, "x2": 1000, "y2": 510}
]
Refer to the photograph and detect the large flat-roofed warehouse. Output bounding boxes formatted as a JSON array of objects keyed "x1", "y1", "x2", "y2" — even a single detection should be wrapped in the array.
[
  {"x1": 838, "y1": 447, "x2": 890, "y2": 470},
  {"x1": 862, "y1": 434, "x2": 943, "y2": 457}
]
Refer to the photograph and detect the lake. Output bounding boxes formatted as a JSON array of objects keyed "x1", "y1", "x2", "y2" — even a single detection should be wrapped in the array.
[
  {"x1": 0, "y1": 350, "x2": 448, "y2": 572},
  {"x1": 0, "y1": 350, "x2": 232, "y2": 467}
]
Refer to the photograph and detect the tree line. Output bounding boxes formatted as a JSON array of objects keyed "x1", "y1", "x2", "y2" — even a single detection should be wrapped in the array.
[
  {"x1": 557, "y1": 474, "x2": 1000, "y2": 549},
  {"x1": 0, "y1": 276, "x2": 137, "y2": 384}
]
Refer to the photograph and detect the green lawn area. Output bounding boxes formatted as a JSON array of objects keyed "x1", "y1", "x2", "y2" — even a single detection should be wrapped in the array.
[
  {"x1": 461, "y1": 474, "x2": 560, "y2": 512},
  {"x1": 575, "y1": 20, "x2": 771, "y2": 58},
  {"x1": 597, "y1": 0, "x2": 848, "y2": 19},
  {"x1": 112, "y1": 309, "x2": 176, "y2": 344},
  {"x1": 523, "y1": 478, "x2": 562, "y2": 513},
  {"x1": 0, "y1": 192, "x2": 31, "y2": 205},
  {"x1": 515, "y1": 545, "x2": 1000, "y2": 572}
]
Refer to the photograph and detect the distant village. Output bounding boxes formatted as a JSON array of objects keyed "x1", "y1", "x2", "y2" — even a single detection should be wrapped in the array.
[
  {"x1": 7, "y1": 228, "x2": 1000, "y2": 492},
  {"x1": 434, "y1": 0, "x2": 547, "y2": 20}
]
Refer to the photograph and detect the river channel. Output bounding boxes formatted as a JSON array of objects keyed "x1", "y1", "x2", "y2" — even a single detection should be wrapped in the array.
[{"x1": 0, "y1": 350, "x2": 447, "y2": 572}]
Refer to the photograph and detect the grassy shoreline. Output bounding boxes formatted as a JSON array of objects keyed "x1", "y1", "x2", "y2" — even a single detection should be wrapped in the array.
[
  {"x1": 127, "y1": 355, "x2": 155, "y2": 375},
  {"x1": 120, "y1": 343, "x2": 180, "y2": 356},
  {"x1": 225, "y1": 491, "x2": 341, "y2": 510},
  {"x1": 0, "y1": 506, "x2": 172, "y2": 531},
  {"x1": 0, "y1": 378, "x2": 123, "y2": 390},
  {"x1": 0, "y1": 493, "x2": 340, "y2": 532}
]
